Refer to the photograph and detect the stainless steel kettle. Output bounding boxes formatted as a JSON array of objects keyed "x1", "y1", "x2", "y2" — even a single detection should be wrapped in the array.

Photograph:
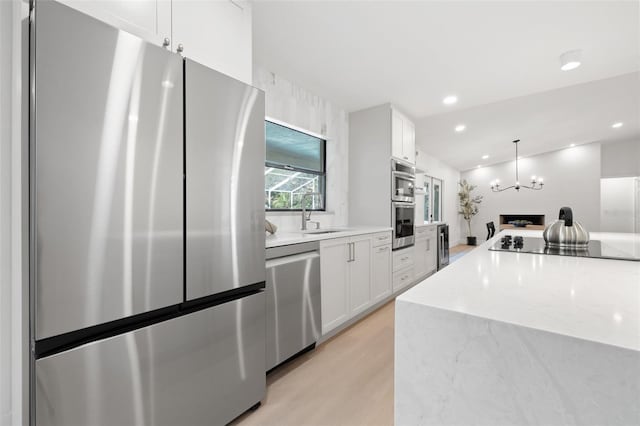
[{"x1": 543, "y1": 207, "x2": 590, "y2": 248}]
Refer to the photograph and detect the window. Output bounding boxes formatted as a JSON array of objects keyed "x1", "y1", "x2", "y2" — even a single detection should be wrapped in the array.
[
  {"x1": 265, "y1": 120, "x2": 326, "y2": 211},
  {"x1": 424, "y1": 175, "x2": 443, "y2": 222}
]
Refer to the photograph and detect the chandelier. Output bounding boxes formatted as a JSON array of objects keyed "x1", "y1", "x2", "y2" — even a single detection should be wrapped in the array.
[{"x1": 490, "y1": 139, "x2": 544, "y2": 192}]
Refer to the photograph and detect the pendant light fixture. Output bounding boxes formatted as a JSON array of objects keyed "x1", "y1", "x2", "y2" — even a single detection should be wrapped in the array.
[{"x1": 490, "y1": 140, "x2": 544, "y2": 192}]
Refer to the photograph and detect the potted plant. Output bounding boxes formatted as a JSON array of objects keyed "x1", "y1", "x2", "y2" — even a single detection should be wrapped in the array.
[{"x1": 458, "y1": 179, "x2": 483, "y2": 246}]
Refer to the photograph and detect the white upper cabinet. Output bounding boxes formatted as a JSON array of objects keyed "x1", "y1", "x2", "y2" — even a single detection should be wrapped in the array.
[
  {"x1": 402, "y1": 118, "x2": 416, "y2": 164},
  {"x1": 391, "y1": 109, "x2": 415, "y2": 164},
  {"x1": 57, "y1": 0, "x2": 252, "y2": 84},
  {"x1": 392, "y1": 111, "x2": 404, "y2": 162},
  {"x1": 56, "y1": 0, "x2": 171, "y2": 47},
  {"x1": 172, "y1": 0, "x2": 252, "y2": 84}
]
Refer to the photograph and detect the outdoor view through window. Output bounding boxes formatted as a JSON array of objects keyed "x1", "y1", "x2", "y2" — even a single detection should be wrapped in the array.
[{"x1": 265, "y1": 120, "x2": 326, "y2": 210}]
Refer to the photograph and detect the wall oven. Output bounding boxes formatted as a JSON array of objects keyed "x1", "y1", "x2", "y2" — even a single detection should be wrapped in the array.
[
  {"x1": 392, "y1": 202, "x2": 415, "y2": 250},
  {"x1": 391, "y1": 159, "x2": 416, "y2": 203}
]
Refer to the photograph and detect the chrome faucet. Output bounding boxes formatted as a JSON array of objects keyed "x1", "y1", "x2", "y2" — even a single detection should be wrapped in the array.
[{"x1": 301, "y1": 192, "x2": 322, "y2": 231}]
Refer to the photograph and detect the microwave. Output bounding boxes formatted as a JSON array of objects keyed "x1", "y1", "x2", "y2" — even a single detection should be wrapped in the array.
[{"x1": 391, "y1": 159, "x2": 415, "y2": 203}]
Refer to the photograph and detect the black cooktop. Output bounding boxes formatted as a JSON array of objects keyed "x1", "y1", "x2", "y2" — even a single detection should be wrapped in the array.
[{"x1": 488, "y1": 236, "x2": 640, "y2": 262}]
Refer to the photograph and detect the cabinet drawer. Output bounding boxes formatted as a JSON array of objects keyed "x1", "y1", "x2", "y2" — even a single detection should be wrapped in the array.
[
  {"x1": 371, "y1": 232, "x2": 392, "y2": 247},
  {"x1": 393, "y1": 248, "x2": 414, "y2": 272},
  {"x1": 415, "y1": 226, "x2": 437, "y2": 240},
  {"x1": 373, "y1": 244, "x2": 391, "y2": 255},
  {"x1": 393, "y1": 267, "x2": 414, "y2": 292}
]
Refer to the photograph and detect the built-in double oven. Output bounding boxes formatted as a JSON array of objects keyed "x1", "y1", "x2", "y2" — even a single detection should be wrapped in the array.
[
  {"x1": 392, "y1": 159, "x2": 416, "y2": 202},
  {"x1": 391, "y1": 159, "x2": 415, "y2": 250}
]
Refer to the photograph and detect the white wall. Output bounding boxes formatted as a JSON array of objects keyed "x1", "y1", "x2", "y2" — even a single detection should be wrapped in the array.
[
  {"x1": 461, "y1": 143, "x2": 602, "y2": 240},
  {"x1": 1, "y1": 1, "x2": 28, "y2": 425},
  {"x1": 254, "y1": 67, "x2": 349, "y2": 231},
  {"x1": 601, "y1": 139, "x2": 640, "y2": 178},
  {"x1": 415, "y1": 148, "x2": 462, "y2": 245},
  {"x1": 601, "y1": 177, "x2": 639, "y2": 232}
]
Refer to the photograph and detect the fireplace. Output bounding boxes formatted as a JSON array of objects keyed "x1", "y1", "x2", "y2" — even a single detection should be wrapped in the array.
[{"x1": 499, "y1": 214, "x2": 545, "y2": 230}]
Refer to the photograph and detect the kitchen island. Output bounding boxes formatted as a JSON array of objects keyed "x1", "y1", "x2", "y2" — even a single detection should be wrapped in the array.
[{"x1": 395, "y1": 230, "x2": 640, "y2": 425}]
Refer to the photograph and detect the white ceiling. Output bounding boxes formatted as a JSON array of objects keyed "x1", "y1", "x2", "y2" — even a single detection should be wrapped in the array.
[
  {"x1": 417, "y1": 72, "x2": 640, "y2": 171},
  {"x1": 252, "y1": 1, "x2": 640, "y2": 169}
]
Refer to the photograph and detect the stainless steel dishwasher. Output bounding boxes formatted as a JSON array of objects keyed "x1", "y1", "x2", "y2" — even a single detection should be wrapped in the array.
[{"x1": 265, "y1": 241, "x2": 321, "y2": 371}]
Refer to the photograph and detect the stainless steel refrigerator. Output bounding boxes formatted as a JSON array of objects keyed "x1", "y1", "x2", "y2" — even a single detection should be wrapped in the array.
[{"x1": 31, "y1": 2, "x2": 265, "y2": 425}]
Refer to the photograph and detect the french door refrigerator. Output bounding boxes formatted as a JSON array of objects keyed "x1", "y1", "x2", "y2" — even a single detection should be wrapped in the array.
[{"x1": 31, "y1": 2, "x2": 266, "y2": 425}]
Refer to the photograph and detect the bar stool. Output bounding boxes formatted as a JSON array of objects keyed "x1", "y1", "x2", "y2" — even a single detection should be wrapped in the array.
[{"x1": 486, "y1": 222, "x2": 496, "y2": 240}]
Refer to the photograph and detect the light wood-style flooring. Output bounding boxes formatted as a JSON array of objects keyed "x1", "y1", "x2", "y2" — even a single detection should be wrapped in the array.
[
  {"x1": 233, "y1": 244, "x2": 474, "y2": 426},
  {"x1": 450, "y1": 244, "x2": 475, "y2": 255},
  {"x1": 234, "y1": 300, "x2": 395, "y2": 426}
]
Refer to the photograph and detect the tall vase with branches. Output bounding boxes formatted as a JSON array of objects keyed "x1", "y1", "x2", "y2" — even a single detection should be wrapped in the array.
[{"x1": 458, "y1": 179, "x2": 483, "y2": 246}]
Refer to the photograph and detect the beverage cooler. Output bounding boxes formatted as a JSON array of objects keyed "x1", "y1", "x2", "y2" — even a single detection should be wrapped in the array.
[{"x1": 437, "y1": 224, "x2": 449, "y2": 270}]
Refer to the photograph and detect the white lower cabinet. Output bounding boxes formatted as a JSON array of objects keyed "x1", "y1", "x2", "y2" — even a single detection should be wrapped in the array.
[
  {"x1": 320, "y1": 231, "x2": 392, "y2": 335},
  {"x1": 393, "y1": 246, "x2": 414, "y2": 272},
  {"x1": 371, "y1": 245, "x2": 392, "y2": 303},
  {"x1": 319, "y1": 237, "x2": 350, "y2": 335},
  {"x1": 393, "y1": 267, "x2": 414, "y2": 292},
  {"x1": 414, "y1": 226, "x2": 437, "y2": 280},
  {"x1": 349, "y1": 236, "x2": 372, "y2": 316},
  {"x1": 392, "y1": 246, "x2": 415, "y2": 292},
  {"x1": 414, "y1": 238, "x2": 428, "y2": 278}
]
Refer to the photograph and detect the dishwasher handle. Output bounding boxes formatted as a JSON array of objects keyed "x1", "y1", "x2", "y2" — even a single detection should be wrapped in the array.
[{"x1": 265, "y1": 251, "x2": 320, "y2": 268}]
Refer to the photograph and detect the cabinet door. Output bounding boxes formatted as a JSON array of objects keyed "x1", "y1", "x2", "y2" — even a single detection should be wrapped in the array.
[
  {"x1": 320, "y1": 239, "x2": 350, "y2": 334},
  {"x1": 56, "y1": 0, "x2": 171, "y2": 47},
  {"x1": 402, "y1": 119, "x2": 416, "y2": 164},
  {"x1": 371, "y1": 245, "x2": 392, "y2": 303},
  {"x1": 349, "y1": 237, "x2": 372, "y2": 315},
  {"x1": 413, "y1": 238, "x2": 428, "y2": 279},
  {"x1": 391, "y1": 110, "x2": 404, "y2": 160},
  {"x1": 172, "y1": 0, "x2": 252, "y2": 84},
  {"x1": 426, "y1": 236, "x2": 437, "y2": 273}
]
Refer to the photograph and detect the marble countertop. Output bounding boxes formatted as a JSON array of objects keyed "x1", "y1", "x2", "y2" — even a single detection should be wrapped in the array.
[
  {"x1": 398, "y1": 229, "x2": 640, "y2": 351},
  {"x1": 415, "y1": 222, "x2": 443, "y2": 228},
  {"x1": 266, "y1": 226, "x2": 392, "y2": 248}
]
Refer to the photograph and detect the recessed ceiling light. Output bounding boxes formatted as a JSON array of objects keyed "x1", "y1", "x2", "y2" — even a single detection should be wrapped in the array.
[
  {"x1": 559, "y1": 49, "x2": 581, "y2": 71},
  {"x1": 611, "y1": 122, "x2": 623, "y2": 129},
  {"x1": 476, "y1": 165, "x2": 482, "y2": 169},
  {"x1": 455, "y1": 124, "x2": 466, "y2": 132},
  {"x1": 481, "y1": 154, "x2": 489, "y2": 160},
  {"x1": 443, "y1": 95, "x2": 458, "y2": 105},
  {"x1": 570, "y1": 143, "x2": 576, "y2": 147}
]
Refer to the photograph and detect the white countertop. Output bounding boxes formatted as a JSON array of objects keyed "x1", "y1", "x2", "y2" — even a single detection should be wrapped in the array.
[
  {"x1": 398, "y1": 229, "x2": 640, "y2": 351},
  {"x1": 265, "y1": 226, "x2": 392, "y2": 248},
  {"x1": 415, "y1": 222, "x2": 442, "y2": 228}
]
